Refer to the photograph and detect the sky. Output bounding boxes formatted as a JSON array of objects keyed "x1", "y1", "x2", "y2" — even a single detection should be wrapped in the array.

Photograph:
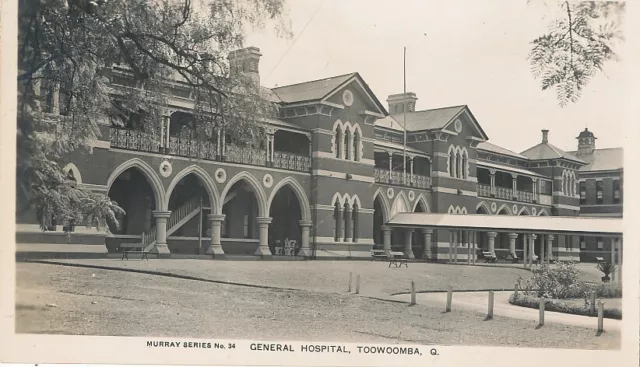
[{"x1": 245, "y1": 0, "x2": 629, "y2": 154}]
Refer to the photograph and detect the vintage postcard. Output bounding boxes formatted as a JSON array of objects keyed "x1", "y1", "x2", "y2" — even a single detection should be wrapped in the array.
[{"x1": 1, "y1": 0, "x2": 638, "y2": 366}]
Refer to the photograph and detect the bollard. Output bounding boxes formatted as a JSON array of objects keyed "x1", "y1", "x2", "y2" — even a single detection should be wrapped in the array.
[
  {"x1": 590, "y1": 291, "x2": 596, "y2": 315},
  {"x1": 445, "y1": 286, "x2": 453, "y2": 312},
  {"x1": 355, "y1": 274, "x2": 361, "y2": 295},
  {"x1": 538, "y1": 297, "x2": 545, "y2": 327},
  {"x1": 487, "y1": 291, "x2": 494, "y2": 320},
  {"x1": 348, "y1": 272, "x2": 352, "y2": 293},
  {"x1": 514, "y1": 283, "x2": 519, "y2": 299},
  {"x1": 597, "y1": 300, "x2": 604, "y2": 332},
  {"x1": 410, "y1": 281, "x2": 416, "y2": 305}
]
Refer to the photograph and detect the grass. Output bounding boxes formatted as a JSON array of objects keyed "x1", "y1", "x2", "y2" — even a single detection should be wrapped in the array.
[{"x1": 14, "y1": 261, "x2": 620, "y2": 349}]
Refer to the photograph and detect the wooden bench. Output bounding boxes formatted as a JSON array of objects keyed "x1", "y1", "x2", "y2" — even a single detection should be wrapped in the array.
[
  {"x1": 595, "y1": 257, "x2": 605, "y2": 263},
  {"x1": 482, "y1": 251, "x2": 497, "y2": 263},
  {"x1": 388, "y1": 251, "x2": 408, "y2": 268},
  {"x1": 371, "y1": 249, "x2": 387, "y2": 261},
  {"x1": 120, "y1": 234, "x2": 150, "y2": 260}
]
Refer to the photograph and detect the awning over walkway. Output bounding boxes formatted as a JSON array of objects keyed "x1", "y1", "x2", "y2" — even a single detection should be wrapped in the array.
[{"x1": 387, "y1": 213, "x2": 623, "y2": 237}]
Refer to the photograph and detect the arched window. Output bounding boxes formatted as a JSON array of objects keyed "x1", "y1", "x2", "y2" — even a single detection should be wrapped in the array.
[
  {"x1": 334, "y1": 126, "x2": 343, "y2": 159},
  {"x1": 343, "y1": 202, "x2": 350, "y2": 242},
  {"x1": 353, "y1": 130, "x2": 360, "y2": 162},
  {"x1": 456, "y1": 151, "x2": 463, "y2": 178},
  {"x1": 449, "y1": 148, "x2": 455, "y2": 177},
  {"x1": 344, "y1": 129, "x2": 351, "y2": 160},
  {"x1": 333, "y1": 202, "x2": 340, "y2": 241},
  {"x1": 352, "y1": 203, "x2": 359, "y2": 242},
  {"x1": 461, "y1": 150, "x2": 468, "y2": 179}
]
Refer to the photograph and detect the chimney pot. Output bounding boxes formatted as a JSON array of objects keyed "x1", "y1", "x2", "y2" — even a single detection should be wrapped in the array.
[{"x1": 541, "y1": 129, "x2": 549, "y2": 144}]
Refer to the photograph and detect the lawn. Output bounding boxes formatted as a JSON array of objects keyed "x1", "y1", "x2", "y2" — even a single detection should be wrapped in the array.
[{"x1": 14, "y1": 261, "x2": 620, "y2": 349}]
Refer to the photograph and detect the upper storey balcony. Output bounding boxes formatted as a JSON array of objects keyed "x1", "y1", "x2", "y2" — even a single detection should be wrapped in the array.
[
  {"x1": 109, "y1": 112, "x2": 312, "y2": 173},
  {"x1": 476, "y1": 164, "x2": 553, "y2": 205},
  {"x1": 373, "y1": 150, "x2": 432, "y2": 190}
]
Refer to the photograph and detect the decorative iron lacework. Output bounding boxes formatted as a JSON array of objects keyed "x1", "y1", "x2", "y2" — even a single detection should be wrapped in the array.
[
  {"x1": 110, "y1": 127, "x2": 311, "y2": 173},
  {"x1": 373, "y1": 168, "x2": 432, "y2": 189}
]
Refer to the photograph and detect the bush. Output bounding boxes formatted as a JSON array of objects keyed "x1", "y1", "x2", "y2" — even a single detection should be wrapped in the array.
[
  {"x1": 515, "y1": 262, "x2": 622, "y2": 300},
  {"x1": 509, "y1": 294, "x2": 622, "y2": 320}
]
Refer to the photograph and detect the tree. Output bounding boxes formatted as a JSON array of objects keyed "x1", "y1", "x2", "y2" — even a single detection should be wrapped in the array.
[
  {"x1": 17, "y1": 0, "x2": 291, "y2": 231},
  {"x1": 528, "y1": 1, "x2": 625, "y2": 106}
]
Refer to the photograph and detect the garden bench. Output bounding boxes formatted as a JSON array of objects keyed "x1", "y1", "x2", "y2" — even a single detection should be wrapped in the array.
[
  {"x1": 120, "y1": 242, "x2": 149, "y2": 260},
  {"x1": 388, "y1": 251, "x2": 408, "y2": 268},
  {"x1": 482, "y1": 251, "x2": 497, "y2": 263},
  {"x1": 595, "y1": 257, "x2": 605, "y2": 263},
  {"x1": 371, "y1": 249, "x2": 387, "y2": 261}
]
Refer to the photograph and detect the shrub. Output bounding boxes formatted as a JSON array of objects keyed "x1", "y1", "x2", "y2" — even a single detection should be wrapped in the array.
[
  {"x1": 597, "y1": 261, "x2": 616, "y2": 277},
  {"x1": 516, "y1": 261, "x2": 581, "y2": 299},
  {"x1": 509, "y1": 294, "x2": 622, "y2": 320}
]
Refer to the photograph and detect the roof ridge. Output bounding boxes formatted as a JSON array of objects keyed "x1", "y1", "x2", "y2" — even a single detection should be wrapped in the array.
[
  {"x1": 270, "y1": 72, "x2": 357, "y2": 91},
  {"x1": 391, "y1": 104, "x2": 466, "y2": 115}
]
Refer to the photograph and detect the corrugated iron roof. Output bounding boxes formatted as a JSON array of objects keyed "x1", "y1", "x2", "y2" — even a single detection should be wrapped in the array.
[
  {"x1": 568, "y1": 148, "x2": 623, "y2": 172},
  {"x1": 270, "y1": 73, "x2": 356, "y2": 103},
  {"x1": 387, "y1": 213, "x2": 622, "y2": 236},
  {"x1": 476, "y1": 161, "x2": 545, "y2": 178},
  {"x1": 477, "y1": 142, "x2": 528, "y2": 160},
  {"x1": 520, "y1": 142, "x2": 586, "y2": 164},
  {"x1": 389, "y1": 105, "x2": 466, "y2": 131}
]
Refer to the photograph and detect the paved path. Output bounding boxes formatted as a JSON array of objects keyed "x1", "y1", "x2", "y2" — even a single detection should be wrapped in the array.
[{"x1": 391, "y1": 291, "x2": 621, "y2": 331}]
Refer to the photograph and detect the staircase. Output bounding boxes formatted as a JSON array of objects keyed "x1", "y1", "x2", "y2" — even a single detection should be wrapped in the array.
[{"x1": 144, "y1": 196, "x2": 204, "y2": 252}]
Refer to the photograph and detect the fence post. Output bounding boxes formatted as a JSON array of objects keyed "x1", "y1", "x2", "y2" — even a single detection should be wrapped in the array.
[
  {"x1": 445, "y1": 286, "x2": 453, "y2": 312},
  {"x1": 487, "y1": 291, "x2": 494, "y2": 320},
  {"x1": 597, "y1": 300, "x2": 604, "y2": 333},
  {"x1": 348, "y1": 272, "x2": 352, "y2": 293},
  {"x1": 355, "y1": 274, "x2": 360, "y2": 295},
  {"x1": 514, "y1": 283, "x2": 519, "y2": 299},
  {"x1": 410, "y1": 281, "x2": 416, "y2": 305},
  {"x1": 538, "y1": 297, "x2": 545, "y2": 327},
  {"x1": 590, "y1": 291, "x2": 596, "y2": 315}
]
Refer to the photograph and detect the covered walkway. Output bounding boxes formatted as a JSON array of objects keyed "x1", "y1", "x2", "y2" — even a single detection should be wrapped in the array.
[{"x1": 385, "y1": 213, "x2": 623, "y2": 282}]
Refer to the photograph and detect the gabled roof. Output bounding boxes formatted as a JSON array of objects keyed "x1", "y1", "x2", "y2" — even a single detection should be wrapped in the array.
[
  {"x1": 389, "y1": 105, "x2": 466, "y2": 131},
  {"x1": 477, "y1": 142, "x2": 528, "y2": 160},
  {"x1": 567, "y1": 148, "x2": 623, "y2": 172},
  {"x1": 520, "y1": 142, "x2": 586, "y2": 164}
]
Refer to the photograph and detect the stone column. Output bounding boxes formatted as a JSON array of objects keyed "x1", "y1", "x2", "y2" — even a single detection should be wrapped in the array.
[
  {"x1": 610, "y1": 237, "x2": 616, "y2": 282},
  {"x1": 298, "y1": 220, "x2": 313, "y2": 257},
  {"x1": 546, "y1": 235, "x2": 554, "y2": 263},
  {"x1": 421, "y1": 228, "x2": 433, "y2": 260},
  {"x1": 388, "y1": 152, "x2": 393, "y2": 173},
  {"x1": 512, "y1": 174, "x2": 518, "y2": 197},
  {"x1": 522, "y1": 234, "x2": 528, "y2": 266},
  {"x1": 487, "y1": 231, "x2": 497, "y2": 256},
  {"x1": 508, "y1": 233, "x2": 518, "y2": 259},
  {"x1": 151, "y1": 210, "x2": 172, "y2": 257},
  {"x1": 539, "y1": 234, "x2": 545, "y2": 264},
  {"x1": 254, "y1": 217, "x2": 272, "y2": 257},
  {"x1": 409, "y1": 156, "x2": 414, "y2": 183},
  {"x1": 205, "y1": 214, "x2": 226, "y2": 258},
  {"x1": 382, "y1": 225, "x2": 392, "y2": 255},
  {"x1": 532, "y1": 178, "x2": 538, "y2": 201},
  {"x1": 531, "y1": 234, "x2": 537, "y2": 266},
  {"x1": 616, "y1": 237, "x2": 622, "y2": 284},
  {"x1": 404, "y1": 229, "x2": 415, "y2": 259}
]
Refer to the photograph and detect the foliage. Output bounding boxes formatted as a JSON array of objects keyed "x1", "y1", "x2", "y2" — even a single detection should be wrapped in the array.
[
  {"x1": 596, "y1": 261, "x2": 616, "y2": 276},
  {"x1": 515, "y1": 261, "x2": 581, "y2": 299},
  {"x1": 528, "y1": 1, "x2": 625, "y2": 106},
  {"x1": 509, "y1": 293, "x2": 622, "y2": 320},
  {"x1": 17, "y1": 0, "x2": 291, "y2": 229}
]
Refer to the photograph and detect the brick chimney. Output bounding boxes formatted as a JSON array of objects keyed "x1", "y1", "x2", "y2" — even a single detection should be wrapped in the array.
[
  {"x1": 228, "y1": 46, "x2": 262, "y2": 87},
  {"x1": 541, "y1": 129, "x2": 549, "y2": 144},
  {"x1": 387, "y1": 92, "x2": 418, "y2": 114}
]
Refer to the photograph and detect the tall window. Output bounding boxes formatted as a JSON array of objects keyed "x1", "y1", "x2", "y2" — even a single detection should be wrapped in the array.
[
  {"x1": 334, "y1": 126, "x2": 343, "y2": 158},
  {"x1": 461, "y1": 151, "x2": 468, "y2": 179},
  {"x1": 596, "y1": 181, "x2": 603, "y2": 205},
  {"x1": 352, "y1": 203, "x2": 359, "y2": 242},
  {"x1": 344, "y1": 129, "x2": 351, "y2": 160},
  {"x1": 613, "y1": 179, "x2": 621, "y2": 204},
  {"x1": 243, "y1": 214, "x2": 249, "y2": 238},
  {"x1": 353, "y1": 131, "x2": 360, "y2": 162},
  {"x1": 579, "y1": 181, "x2": 586, "y2": 205},
  {"x1": 597, "y1": 237, "x2": 604, "y2": 250},
  {"x1": 579, "y1": 236, "x2": 586, "y2": 249},
  {"x1": 343, "y1": 203, "x2": 350, "y2": 242},
  {"x1": 449, "y1": 149, "x2": 455, "y2": 177},
  {"x1": 333, "y1": 202, "x2": 340, "y2": 241}
]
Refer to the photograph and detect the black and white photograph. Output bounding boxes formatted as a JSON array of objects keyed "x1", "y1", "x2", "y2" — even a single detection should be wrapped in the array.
[{"x1": 1, "y1": 0, "x2": 638, "y2": 366}]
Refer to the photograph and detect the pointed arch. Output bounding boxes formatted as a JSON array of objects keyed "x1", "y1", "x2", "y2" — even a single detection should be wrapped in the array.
[
  {"x1": 332, "y1": 119, "x2": 344, "y2": 159},
  {"x1": 373, "y1": 188, "x2": 391, "y2": 222},
  {"x1": 518, "y1": 207, "x2": 531, "y2": 216},
  {"x1": 538, "y1": 209, "x2": 549, "y2": 216},
  {"x1": 448, "y1": 145, "x2": 456, "y2": 177},
  {"x1": 165, "y1": 165, "x2": 220, "y2": 213},
  {"x1": 331, "y1": 192, "x2": 345, "y2": 207},
  {"x1": 62, "y1": 163, "x2": 82, "y2": 184},
  {"x1": 107, "y1": 158, "x2": 165, "y2": 210},
  {"x1": 352, "y1": 123, "x2": 363, "y2": 162},
  {"x1": 219, "y1": 171, "x2": 268, "y2": 217},
  {"x1": 461, "y1": 147, "x2": 469, "y2": 179},
  {"x1": 390, "y1": 191, "x2": 411, "y2": 217},
  {"x1": 496, "y1": 203, "x2": 512, "y2": 215},
  {"x1": 267, "y1": 177, "x2": 311, "y2": 221},
  {"x1": 460, "y1": 207, "x2": 467, "y2": 214},
  {"x1": 412, "y1": 193, "x2": 430, "y2": 213},
  {"x1": 347, "y1": 194, "x2": 362, "y2": 209},
  {"x1": 476, "y1": 201, "x2": 491, "y2": 214}
]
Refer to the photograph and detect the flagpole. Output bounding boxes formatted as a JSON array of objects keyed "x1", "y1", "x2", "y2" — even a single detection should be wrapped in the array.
[{"x1": 402, "y1": 46, "x2": 407, "y2": 185}]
